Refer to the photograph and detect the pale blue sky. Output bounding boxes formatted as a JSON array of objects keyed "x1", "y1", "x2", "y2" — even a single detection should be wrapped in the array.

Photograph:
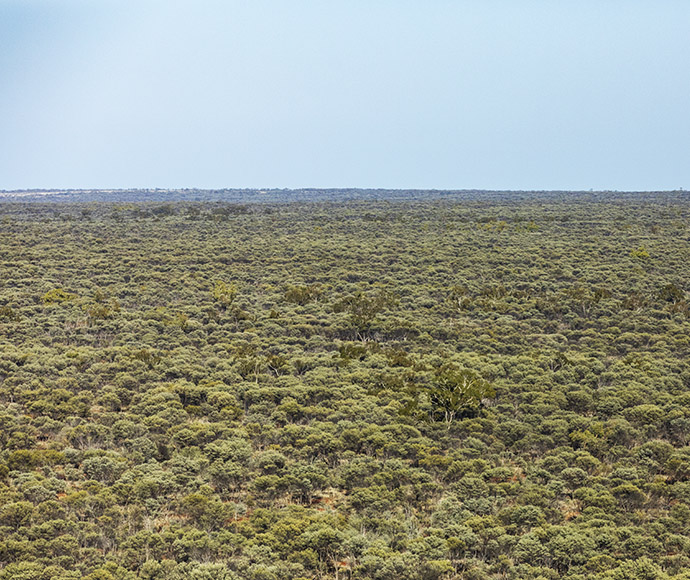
[{"x1": 1, "y1": 0, "x2": 688, "y2": 191}]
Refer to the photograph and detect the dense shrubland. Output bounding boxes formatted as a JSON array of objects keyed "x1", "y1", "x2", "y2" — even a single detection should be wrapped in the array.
[{"x1": 0, "y1": 192, "x2": 689, "y2": 579}]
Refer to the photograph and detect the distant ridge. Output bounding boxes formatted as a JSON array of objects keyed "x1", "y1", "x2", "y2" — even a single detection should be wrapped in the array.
[{"x1": 0, "y1": 188, "x2": 686, "y2": 204}]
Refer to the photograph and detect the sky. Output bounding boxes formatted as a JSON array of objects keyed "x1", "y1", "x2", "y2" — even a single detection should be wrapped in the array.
[{"x1": 1, "y1": 0, "x2": 689, "y2": 191}]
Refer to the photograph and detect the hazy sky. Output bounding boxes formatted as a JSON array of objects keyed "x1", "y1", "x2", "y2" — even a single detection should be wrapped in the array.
[{"x1": 1, "y1": 0, "x2": 689, "y2": 191}]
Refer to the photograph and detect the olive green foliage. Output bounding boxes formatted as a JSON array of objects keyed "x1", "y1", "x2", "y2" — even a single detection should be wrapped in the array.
[
  {"x1": 333, "y1": 288, "x2": 397, "y2": 338},
  {"x1": 212, "y1": 280, "x2": 238, "y2": 307},
  {"x1": 427, "y1": 365, "x2": 495, "y2": 426},
  {"x1": 0, "y1": 192, "x2": 690, "y2": 579}
]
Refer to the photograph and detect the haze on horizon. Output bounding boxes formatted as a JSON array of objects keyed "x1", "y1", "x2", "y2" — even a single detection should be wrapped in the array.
[{"x1": 1, "y1": 0, "x2": 689, "y2": 192}]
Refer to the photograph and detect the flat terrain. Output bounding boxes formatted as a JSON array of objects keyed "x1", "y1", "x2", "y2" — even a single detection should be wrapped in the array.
[{"x1": 1, "y1": 192, "x2": 689, "y2": 579}]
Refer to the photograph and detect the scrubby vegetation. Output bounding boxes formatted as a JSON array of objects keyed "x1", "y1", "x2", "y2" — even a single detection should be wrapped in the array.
[{"x1": 1, "y1": 192, "x2": 690, "y2": 579}]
